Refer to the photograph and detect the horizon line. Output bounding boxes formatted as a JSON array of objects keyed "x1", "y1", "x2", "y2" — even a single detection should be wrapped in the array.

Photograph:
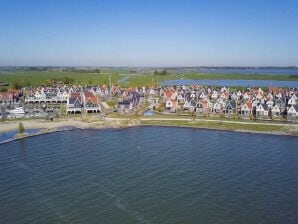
[{"x1": 1, "y1": 65, "x2": 298, "y2": 69}]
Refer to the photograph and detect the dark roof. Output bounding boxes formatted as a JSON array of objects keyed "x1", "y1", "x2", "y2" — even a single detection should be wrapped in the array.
[
  {"x1": 293, "y1": 105, "x2": 298, "y2": 112},
  {"x1": 225, "y1": 100, "x2": 236, "y2": 109},
  {"x1": 69, "y1": 97, "x2": 81, "y2": 105},
  {"x1": 118, "y1": 100, "x2": 131, "y2": 105},
  {"x1": 261, "y1": 103, "x2": 268, "y2": 111}
]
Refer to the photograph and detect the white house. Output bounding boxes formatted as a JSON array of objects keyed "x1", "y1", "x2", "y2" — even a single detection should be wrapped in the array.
[
  {"x1": 212, "y1": 102, "x2": 222, "y2": 113},
  {"x1": 177, "y1": 93, "x2": 185, "y2": 103},
  {"x1": 183, "y1": 100, "x2": 191, "y2": 111},
  {"x1": 199, "y1": 92, "x2": 207, "y2": 99},
  {"x1": 243, "y1": 92, "x2": 250, "y2": 100},
  {"x1": 166, "y1": 99, "x2": 178, "y2": 113},
  {"x1": 256, "y1": 104, "x2": 269, "y2": 118},
  {"x1": 288, "y1": 95, "x2": 297, "y2": 106},
  {"x1": 211, "y1": 91, "x2": 218, "y2": 100},
  {"x1": 241, "y1": 101, "x2": 253, "y2": 117},
  {"x1": 237, "y1": 90, "x2": 242, "y2": 99},
  {"x1": 287, "y1": 105, "x2": 298, "y2": 118},
  {"x1": 271, "y1": 105, "x2": 281, "y2": 117},
  {"x1": 266, "y1": 100, "x2": 274, "y2": 108}
]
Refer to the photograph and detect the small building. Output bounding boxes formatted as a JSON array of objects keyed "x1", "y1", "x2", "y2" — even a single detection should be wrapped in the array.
[
  {"x1": 196, "y1": 100, "x2": 209, "y2": 114},
  {"x1": 118, "y1": 100, "x2": 133, "y2": 114},
  {"x1": 271, "y1": 105, "x2": 281, "y2": 117},
  {"x1": 0, "y1": 92, "x2": 14, "y2": 105},
  {"x1": 256, "y1": 103, "x2": 269, "y2": 118},
  {"x1": 67, "y1": 93, "x2": 83, "y2": 114},
  {"x1": 83, "y1": 92, "x2": 101, "y2": 113},
  {"x1": 224, "y1": 100, "x2": 237, "y2": 115},
  {"x1": 287, "y1": 105, "x2": 298, "y2": 119},
  {"x1": 165, "y1": 99, "x2": 178, "y2": 113},
  {"x1": 241, "y1": 101, "x2": 253, "y2": 117}
]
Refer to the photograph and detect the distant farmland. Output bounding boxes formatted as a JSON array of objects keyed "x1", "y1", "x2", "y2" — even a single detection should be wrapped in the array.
[{"x1": 0, "y1": 70, "x2": 297, "y2": 89}]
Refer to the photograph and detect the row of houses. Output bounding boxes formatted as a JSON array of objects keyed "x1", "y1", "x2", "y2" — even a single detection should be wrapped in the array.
[
  {"x1": 1, "y1": 84, "x2": 298, "y2": 119},
  {"x1": 67, "y1": 91, "x2": 101, "y2": 114},
  {"x1": 159, "y1": 86, "x2": 298, "y2": 119},
  {"x1": 24, "y1": 88, "x2": 69, "y2": 103},
  {"x1": 117, "y1": 88, "x2": 145, "y2": 114},
  {"x1": 0, "y1": 90, "x2": 22, "y2": 105}
]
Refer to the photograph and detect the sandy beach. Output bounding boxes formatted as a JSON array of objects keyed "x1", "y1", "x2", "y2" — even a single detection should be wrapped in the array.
[
  {"x1": 1, "y1": 117, "x2": 298, "y2": 137},
  {"x1": 0, "y1": 118, "x2": 106, "y2": 133}
]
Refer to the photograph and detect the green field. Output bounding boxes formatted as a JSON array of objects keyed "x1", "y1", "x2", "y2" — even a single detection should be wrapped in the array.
[
  {"x1": 0, "y1": 71, "x2": 121, "y2": 89},
  {"x1": 0, "y1": 70, "x2": 297, "y2": 89}
]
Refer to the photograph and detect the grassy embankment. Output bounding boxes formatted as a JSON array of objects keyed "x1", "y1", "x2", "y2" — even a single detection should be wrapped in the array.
[
  {"x1": 106, "y1": 113, "x2": 298, "y2": 135},
  {"x1": 1, "y1": 71, "x2": 297, "y2": 89},
  {"x1": 140, "y1": 119, "x2": 298, "y2": 135}
]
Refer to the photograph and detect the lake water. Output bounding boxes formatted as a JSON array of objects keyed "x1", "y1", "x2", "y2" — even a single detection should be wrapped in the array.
[
  {"x1": 162, "y1": 79, "x2": 298, "y2": 88},
  {"x1": 0, "y1": 127, "x2": 298, "y2": 224},
  {"x1": 176, "y1": 68, "x2": 298, "y2": 75},
  {"x1": 0, "y1": 128, "x2": 43, "y2": 143}
]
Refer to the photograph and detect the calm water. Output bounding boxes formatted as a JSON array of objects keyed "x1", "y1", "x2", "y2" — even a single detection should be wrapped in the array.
[
  {"x1": 0, "y1": 129, "x2": 43, "y2": 143},
  {"x1": 162, "y1": 79, "x2": 298, "y2": 88},
  {"x1": 0, "y1": 127, "x2": 298, "y2": 224},
  {"x1": 191, "y1": 68, "x2": 298, "y2": 75}
]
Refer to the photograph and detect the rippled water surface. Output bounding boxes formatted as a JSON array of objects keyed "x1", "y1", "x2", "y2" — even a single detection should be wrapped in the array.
[{"x1": 0, "y1": 127, "x2": 298, "y2": 224}]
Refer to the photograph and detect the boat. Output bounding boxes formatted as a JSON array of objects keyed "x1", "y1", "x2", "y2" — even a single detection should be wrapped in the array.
[{"x1": 8, "y1": 107, "x2": 25, "y2": 114}]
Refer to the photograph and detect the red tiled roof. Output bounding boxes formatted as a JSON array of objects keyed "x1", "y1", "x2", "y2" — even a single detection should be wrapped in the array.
[
  {"x1": 165, "y1": 91, "x2": 173, "y2": 99},
  {"x1": 199, "y1": 99, "x2": 209, "y2": 109},
  {"x1": 171, "y1": 100, "x2": 177, "y2": 107},
  {"x1": 0, "y1": 92, "x2": 13, "y2": 99},
  {"x1": 245, "y1": 101, "x2": 253, "y2": 110},
  {"x1": 86, "y1": 97, "x2": 97, "y2": 104},
  {"x1": 84, "y1": 91, "x2": 94, "y2": 97}
]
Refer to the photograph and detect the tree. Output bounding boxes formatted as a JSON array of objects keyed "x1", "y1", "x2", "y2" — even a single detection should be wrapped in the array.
[
  {"x1": 0, "y1": 87, "x2": 8, "y2": 92},
  {"x1": 161, "y1": 69, "x2": 168, "y2": 76},
  {"x1": 63, "y1": 76, "x2": 74, "y2": 85},
  {"x1": 154, "y1": 69, "x2": 169, "y2": 76},
  {"x1": 45, "y1": 80, "x2": 52, "y2": 87},
  {"x1": 18, "y1": 122, "x2": 25, "y2": 135},
  {"x1": 12, "y1": 81, "x2": 23, "y2": 89}
]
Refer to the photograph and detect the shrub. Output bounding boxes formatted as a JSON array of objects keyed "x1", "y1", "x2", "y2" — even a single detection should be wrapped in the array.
[{"x1": 18, "y1": 122, "x2": 25, "y2": 135}]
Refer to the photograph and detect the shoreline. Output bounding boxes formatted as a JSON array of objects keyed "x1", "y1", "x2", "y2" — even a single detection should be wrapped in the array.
[{"x1": 1, "y1": 117, "x2": 298, "y2": 144}]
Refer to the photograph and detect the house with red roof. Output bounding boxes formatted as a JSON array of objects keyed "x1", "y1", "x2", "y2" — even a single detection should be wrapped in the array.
[
  {"x1": 67, "y1": 93, "x2": 83, "y2": 114},
  {"x1": 0, "y1": 92, "x2": 14, "y2": 105},
  {"x1": 83, "y1": 92, "x2": 101, "y2": 113},
  {"x1": 241, "y1": 101, "x2": 253, "y2": 117},
  {"x1": 165, "y1": 99, "x2": 178, "y2": 113}
]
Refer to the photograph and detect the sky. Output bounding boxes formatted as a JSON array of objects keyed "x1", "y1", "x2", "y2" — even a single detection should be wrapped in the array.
[{"x1": 0, "y1": 0, "x2": 298, "y2": 67}]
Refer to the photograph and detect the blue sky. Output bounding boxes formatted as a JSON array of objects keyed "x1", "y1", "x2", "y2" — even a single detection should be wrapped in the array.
[{"x1": 0, "y1": 0, "x2": 297, "y2": 67}]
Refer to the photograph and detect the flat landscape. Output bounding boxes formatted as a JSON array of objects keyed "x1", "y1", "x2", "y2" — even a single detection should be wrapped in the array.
[
  {"x1": 1, "y1": 69, "x2": 298, "y2": 89},
  {"x1": 1, "y1": 0, "x2": 298, "y2": 223}
]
